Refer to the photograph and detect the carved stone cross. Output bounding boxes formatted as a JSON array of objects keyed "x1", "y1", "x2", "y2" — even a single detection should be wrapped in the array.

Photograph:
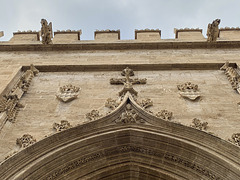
[{"x1": 110, "y1": 67, "x2": 146, "y2": 96}]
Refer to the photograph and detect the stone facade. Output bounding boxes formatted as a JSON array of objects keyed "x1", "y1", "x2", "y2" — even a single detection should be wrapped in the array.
[{"x1": 0, "y1": 21, "x2": 240, "y2": 179}]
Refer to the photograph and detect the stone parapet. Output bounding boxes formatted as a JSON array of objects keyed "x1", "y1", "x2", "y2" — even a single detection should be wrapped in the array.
[
  {"x1": 135, "y1": 29, "x2": 161, "y2": 41},
  {"x1": 10, "y1": 31, "x2": 40, "y2": 44},
  {"x1": 94, "y1": 30, "x2": 120, "y2": 41},
  {"x1": 175, "y1": 28, "x2": 204, "y2": 40},
  {"x1": 53, "y1": 30, "x2": 82, "y2": 43},
  {"x1": 219, "y1": 27, "x2": 240, "y2": 40}
]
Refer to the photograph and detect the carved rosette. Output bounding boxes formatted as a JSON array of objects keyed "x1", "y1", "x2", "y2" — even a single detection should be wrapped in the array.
[
  {"x1": 228, "y1": 133, "x2": 240, "y2": 146},
  {"x1": 177, "y1": 82, "x2": 200, "y2": 101},
  {"x1": 115, "y1": 104, "x2": 145, "y2": 124},
  {"x1": 56, "y1": 84, "x2": 80, "y2": 103},
  {"x1": 220, "y1": 61, "x2": 240, "y2": 93},
  {"x1": 156, "y1": 110, "x2": 173, "y2": 120},
  {"x1": 16, "y1": 134, "x2": 36, "y2": 148},
  {"x1": 53, "y1": 120, "x2": 72, "y2": 132},
  {"x1": 86, "y1": 110, "x2": 102, "y2": 121},
  {"x1": 190, "y1": 118, "x2": 208, "y2": 130}
]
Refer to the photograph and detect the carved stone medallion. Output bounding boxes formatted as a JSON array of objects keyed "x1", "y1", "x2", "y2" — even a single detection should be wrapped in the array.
[
  {"x1": 56, "y1": 84, "x2": 80, "y2": 103},
  {"x1": 177, "y1": 82, "x2": 200, "y2": 101},
  {"x1": 16, "y1": 134, "x2": 36, "y2": 148}
]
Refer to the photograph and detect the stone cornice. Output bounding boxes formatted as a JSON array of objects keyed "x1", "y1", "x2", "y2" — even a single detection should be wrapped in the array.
[{"x1": 1, "y1": 41, "x2": 240, "y2": 51}]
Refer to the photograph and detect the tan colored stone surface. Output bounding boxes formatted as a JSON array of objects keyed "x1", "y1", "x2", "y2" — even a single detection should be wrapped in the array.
[
  {"x1": 219, "y1": 30, "x2": 240, "y2": 41},
  {"x1": 0, "y1": 31, "x2": 3, "y2": 38}
]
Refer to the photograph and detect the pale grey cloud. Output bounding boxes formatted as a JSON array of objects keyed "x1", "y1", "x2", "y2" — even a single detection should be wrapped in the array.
[{"x1": 0, "y1": 0, "x2": 240, "y2": 41}]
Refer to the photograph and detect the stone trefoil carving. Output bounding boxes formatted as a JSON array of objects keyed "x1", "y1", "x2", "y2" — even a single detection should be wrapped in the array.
[
  {"x1": 86, "y1": 110, "x2": 102, "y2": 121},
  {"x1": 228, "y1": 133, "x2": 240, "y2": 146},
  {"x1": 53, "y1": 120, "x2": 72, "y2": 132},
  {"x1": 110, "y1": 67, "x2": 147, "y2": 96},
  {"x1": 207, "y1": 19, "x2": 221, "y2": 42},
  {"x1": 156, "y1": 110, "x2": 173, "y2": 120},
  {"x1": 16, "y1": 134, "x2": 36, "y2": 148},
  {"x1": 177, "y1": 82, "x2": 200, "y2": 101},
  {"x1": 40, "y1": 19, "x2": 53, "y2": 45},
  {"x1": 220, "y1": 61, "x2": 240, "y2": 93},
  {"x1": 56, "y1": 84, "x2": 80, "y2": 103},
  {"x1": 115, "y1": 104, "x2": 145, "y2": 124},
  {"x1": 190, "y1": 118, "x2": 208, "y2": 130},
  {"x1": 0, "y1": 65, "x2": 38, "y2": 126}
]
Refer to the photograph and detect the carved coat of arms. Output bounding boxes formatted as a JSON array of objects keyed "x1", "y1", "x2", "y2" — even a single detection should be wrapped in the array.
[{"x1": 56, "y1": 84, "x2": 80, "y2": 103}]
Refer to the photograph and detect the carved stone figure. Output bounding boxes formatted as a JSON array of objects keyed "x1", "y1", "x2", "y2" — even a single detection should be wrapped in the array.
[
  {"x1": 56, "y1": 84, "x2": 80, "y2": 103},
  {"x1": 228, "y1": 133, "x2": 240, "y2": 146},
  {"x1": 116, "y1": 104, "x2": 144, "y2": 124},
  {"x1": 110, "y1": 67, "x2": 147, "y2": 96},
  {"x1": 220, "y1": 61, "x2": 240, "y2": 93},
  {"x1": 207, "y1": 19, "x2": 221, "y2": 42},
  {"x1": 191, "y1": 118, "x2": 208, "y2": 130},
  {"x1": 53, "y1": 120, "x2": 72, "y2": 132},
  {"x1": 177, "y1": 82, "x2": 200, "y2": 101},
  {"x1": 86, "y1": 110, "x2": 102, "y2": 121},
  {"x1": 40, "y1": 19, "x2": 53, "y2": 45},
  {"x1": 105, "y1": 98, "x2": 120, "y2": 110},
  {"x1": 156, "y1": 110, "x2": 173, "y2": 120},
  {"x1": 16, "y1": 134, "x2": 36, "y2": 148}
]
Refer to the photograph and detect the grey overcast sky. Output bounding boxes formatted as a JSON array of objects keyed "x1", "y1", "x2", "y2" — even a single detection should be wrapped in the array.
[{"x1": 0, "y1": 0, "x2": 240, "y2": 41}]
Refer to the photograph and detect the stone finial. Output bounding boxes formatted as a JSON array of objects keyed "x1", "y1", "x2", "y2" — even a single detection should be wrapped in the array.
[
  {"x1": 16, "y1": 134, "x2": 36, "y2": 148},
  {"x1": 207, "y1": 19, "x2": 221, "y2": 42},
  {"x1": 0, "y1": 31, "x2": 4, "y2": 38},
  {"x1": 40, "y1": 19, "x2": 53, "y2": 45}
]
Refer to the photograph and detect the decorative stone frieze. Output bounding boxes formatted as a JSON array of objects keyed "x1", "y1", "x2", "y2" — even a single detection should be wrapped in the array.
[
  {"x1": 40, "y1": 19, "x2": 53, "y2": 45},
  {"x1": 155, "y1": 110, "x2": 173, "y2": 120},
  {"x1": 220, "y1": 61, "x2": 240, "y2": 93},
  {"x1": 191, "y1": 118, "x2": 208, "y2": 130},
  {"x1": 56, "y1": 84, "x2": 80, "y2": 103},
  {"x1": 105, "y1": 98, "x2": 120, "y2": 110},
  {"x1": 207, "y1": 19, "x2": 221, "y2": 42},
  {"x1": 228, "y1": 133, "x2": 240, "y2": 146},
  {"x1": 86, "y1": 110, "x2": 102, "y2": 121},
  {"x1": 16, "y1": 134, "x2": 36, "y2": 148},
  {"x1": 110, "y1": 67, "x2": 147, "y2": 96},
  {"x1": 177, "y1": 82, "x2": 200, "y2": 101},
  {"x1": 53, "y1": 120, "x2": 72, "y2": 132},
  {"x1": 115, "y1": 104, "x2": 145, "y2": 124}
]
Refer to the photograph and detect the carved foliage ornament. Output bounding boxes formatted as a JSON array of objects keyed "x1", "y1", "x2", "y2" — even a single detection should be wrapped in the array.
[
  {"x1": 156, "y1": 110, "x2": 173, "y2": 120},
  {"x1": 53, "y1": 120, "x2": 72, "y2": 132},
  {"x1": 207, "y1": 19, "x2": 221, "y2": 42},
  {"x1": 16, "y1": 134, "x2": 36, "y2": 148},
  {"x1": 115, "y1": 104, "x2": 145, "y2": 124},
  {"x1": 40, "y1": 19, "x2": 53, "y2": 45},
  {"x1": 220, "y1": 61, "x2": 240, "y2": 93},
  {"x1": 177, "y1": 82, "x2": 200, "y2": 101},
  {"x1": 191, "y1": 118, "x2": 208, "y2": 131},
  {"x1": 86, "y1": 110, "x2": 102, "y2": 121},
  {"x1": 56, "y1": 84, "x2": 80, "y2": 103},
  {"x1": 105, "y1": 98, "x2": 120, "y2": 110},
  {"x1": 228, "y1": 133, "x2": 240, "y2": 146}
]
